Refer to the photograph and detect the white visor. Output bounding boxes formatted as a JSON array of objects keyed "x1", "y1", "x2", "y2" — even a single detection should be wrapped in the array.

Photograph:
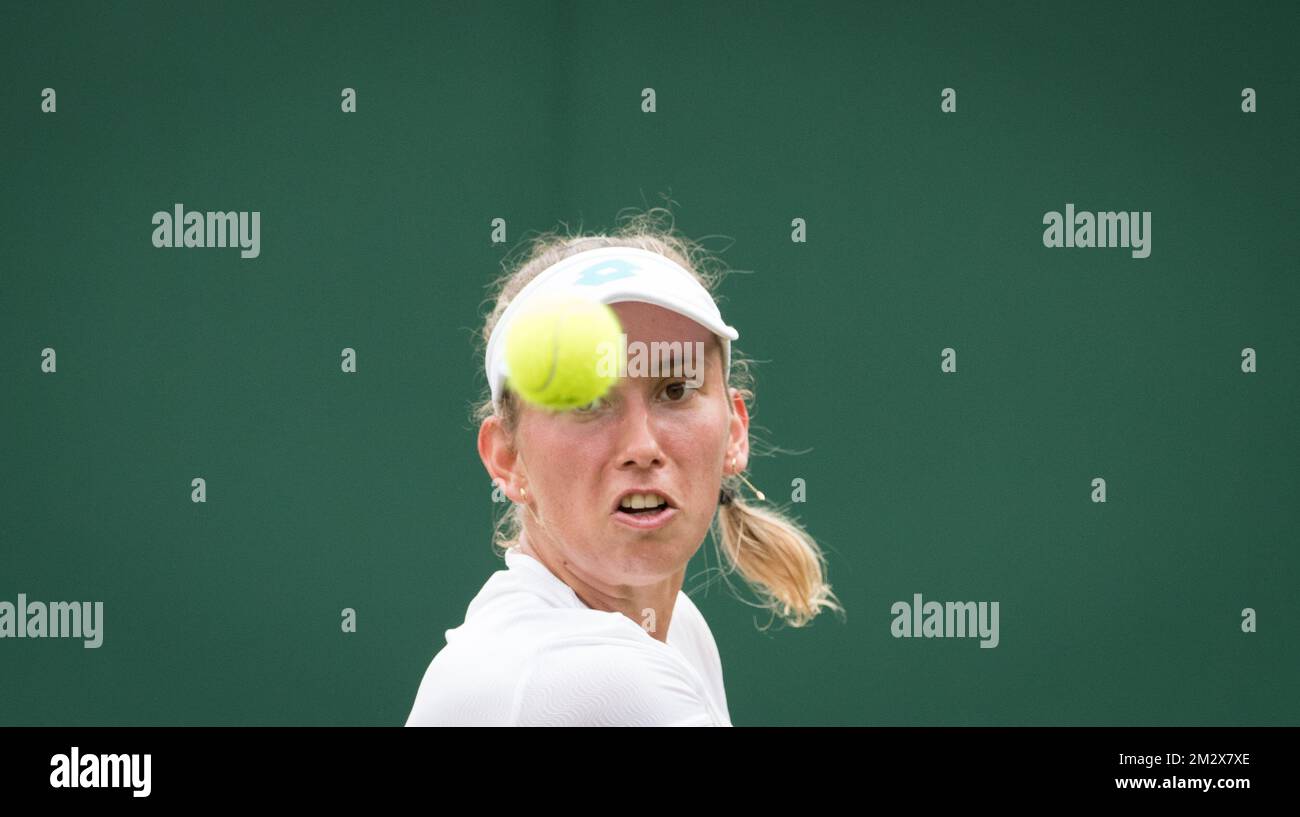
[{"x1": 485, "y1": 246, "x2": 739, "y2": 411}]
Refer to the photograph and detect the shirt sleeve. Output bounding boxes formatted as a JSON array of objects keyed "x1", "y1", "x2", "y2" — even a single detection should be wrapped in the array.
[{"x1": 509, "y1": 637, "x2": 718, "y2": 727}]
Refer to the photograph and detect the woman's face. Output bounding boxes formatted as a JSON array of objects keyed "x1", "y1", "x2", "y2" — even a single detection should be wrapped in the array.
[{"x1": 490, "y1": 300, "x2": 750, "y2": 587}]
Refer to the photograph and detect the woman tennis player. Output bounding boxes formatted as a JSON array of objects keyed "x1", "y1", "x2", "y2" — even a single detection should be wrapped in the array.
[{"x1": 406, "y1": 215, "x2": 843, "y2": 726}]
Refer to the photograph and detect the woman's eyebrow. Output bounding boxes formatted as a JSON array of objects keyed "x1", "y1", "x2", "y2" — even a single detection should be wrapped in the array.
[
  {"x1": 659, "y1": 352, "x2": 682, "y2": 377},
  {"x1": 625, "y1": 346, "x2": 707, "y2": 379},
  {"x1": 659, "y1": 351, "x2": 704, "y2": 379}
]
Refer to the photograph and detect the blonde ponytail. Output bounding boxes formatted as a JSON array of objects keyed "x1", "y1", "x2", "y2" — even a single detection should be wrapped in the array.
[{"x1": 712, "y1": 484, "x2": 845, "y2": 629}]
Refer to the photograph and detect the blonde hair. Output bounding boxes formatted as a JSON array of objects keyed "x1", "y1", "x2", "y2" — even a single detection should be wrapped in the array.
[{"x1": 471, "y1": 207, "x2": 845, "y2": 629}]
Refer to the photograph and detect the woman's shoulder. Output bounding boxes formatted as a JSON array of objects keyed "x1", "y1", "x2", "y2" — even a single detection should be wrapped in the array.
[
  {"x1": 404, "y1": 614, "x2": 701, "y2": 726},
  {"x1": 404, "y1": 572, "x2": 664, "y2": 726},
  {"x1": 506, "y1": 631, "x2": 717, "y2": 726},
  {"x1": 405, "y1": 553, "x2": 724, "y2": 726}
]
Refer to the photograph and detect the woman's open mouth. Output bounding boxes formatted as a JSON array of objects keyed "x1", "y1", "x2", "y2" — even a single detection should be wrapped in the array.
[
  {"x1": 613, "y1": 504, "x2": 677, "y2": 529},
  {"x1": 613, "y1": 491, "x2": 681, "y2": 530}
]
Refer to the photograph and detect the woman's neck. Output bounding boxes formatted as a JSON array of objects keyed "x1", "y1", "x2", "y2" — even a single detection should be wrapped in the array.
[{"x1": 515, "y1": 529, "x2": 682, "y2": 644}]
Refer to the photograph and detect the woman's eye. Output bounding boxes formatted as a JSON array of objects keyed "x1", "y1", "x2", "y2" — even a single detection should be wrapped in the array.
[
  {"x1": 661, "y1": 380, "x2": 699, "y2": 403},
  {"x1": 573, "y1": 396, "x2": 606, "y2": 414}
]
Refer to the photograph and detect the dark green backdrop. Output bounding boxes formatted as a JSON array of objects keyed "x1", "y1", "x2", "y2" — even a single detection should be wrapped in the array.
[{"x1": 2, "y1": 0, "x2": 1296, "y2": 725}]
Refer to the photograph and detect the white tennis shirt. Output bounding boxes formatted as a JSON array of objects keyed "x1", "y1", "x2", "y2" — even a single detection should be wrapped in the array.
[{"x1": 405, "y1": 546, "x2": 732, "y2": 726}]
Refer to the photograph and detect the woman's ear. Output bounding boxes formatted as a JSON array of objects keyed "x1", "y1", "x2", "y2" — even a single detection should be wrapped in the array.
[
  {"x1": 727, "y1": 387, "x2": 751, "y2": 473},
  {"x1": 478, "y1": 416, "x2": 525, "y2": 501}
]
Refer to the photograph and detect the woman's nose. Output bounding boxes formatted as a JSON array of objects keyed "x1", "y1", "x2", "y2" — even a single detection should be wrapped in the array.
[{"x1": 614, "y1": 389, "x2": 664, "y2": 468}]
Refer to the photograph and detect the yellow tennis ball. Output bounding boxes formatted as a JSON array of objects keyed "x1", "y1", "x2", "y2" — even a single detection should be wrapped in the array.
[{"x1": 504, "y1": 294, "x2": 624, "y2": 411}]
